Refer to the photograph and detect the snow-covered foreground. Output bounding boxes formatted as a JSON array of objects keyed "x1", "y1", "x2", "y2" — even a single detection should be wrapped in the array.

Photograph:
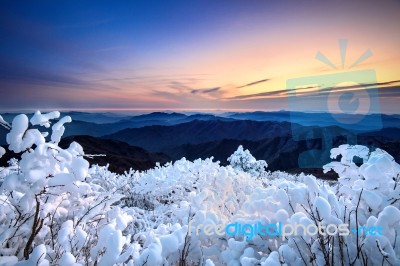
[{"x1": 1, "y1": 112, "x2": 400, "y2": 266}]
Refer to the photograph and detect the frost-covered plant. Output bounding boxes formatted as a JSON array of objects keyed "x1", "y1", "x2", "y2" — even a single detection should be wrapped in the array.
[
  {"x1": 121, "y1": 158, "x2": 264, "y2": 265},
  {"x1": 129, "y1": 145, "x2": 400, "y2": 265},
  {"x1": 0, "y1": 111, "x2": 134, "y2": 265},
  {"x1": 215, "y1": 145, "x2": 400, "y2": 266},
  {"x1": 227, "y1": 145, "x2": 268, "y2": 177},
  {"x1": 324, "y1": 144, "x2": 400, "y2": 220}
]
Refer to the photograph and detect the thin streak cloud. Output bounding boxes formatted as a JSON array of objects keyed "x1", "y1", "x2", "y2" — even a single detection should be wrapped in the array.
[
  {"x1": 227, "y1": 85, "x2": 317, "y2": 100},
  {"x1": 228, "y1": 80, "x2": 400, "y2": 100},
  {"x1": 191, "y1": 87, "x2": 221, "y2": 94},
  {"x1": 237, "y1": 78, "x2": 270, "y2": 89}
]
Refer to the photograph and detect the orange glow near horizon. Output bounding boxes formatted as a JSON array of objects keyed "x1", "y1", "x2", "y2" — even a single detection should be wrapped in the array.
[{"x1": 1, "y1": 0, "x2": 399, "y2": 113}]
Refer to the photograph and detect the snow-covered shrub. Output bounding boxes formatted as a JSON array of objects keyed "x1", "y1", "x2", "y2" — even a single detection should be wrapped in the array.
[
  {"x1": 1, "y1": 111, "x2": 400, "y2": 266},
  {"x1": 227, "y1": 145, "x2": 268, "y2": 177},
  {"x1": 0, "y1": 112, "x2": 134, "y2": 265},
  {"x1": 215, "y1": 145, "x2": 400, "y2": 266},
  {"x1": 117, "y1": 157, "x2": 264, "y2": 265},
  {"x1": 324, "y1": 144, "x2": 400, "y2": 220},
  {"x1": 127, "y1": 145, "x2": 400, "y2": 265}
]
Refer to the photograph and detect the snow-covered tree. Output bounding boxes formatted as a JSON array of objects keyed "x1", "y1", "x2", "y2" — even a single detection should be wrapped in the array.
[
  {"x1": 227, "y1": 145, "x2": 268, "y2": 177},
  {"x1": 0, "y1": 112, "x2": 135, "y2": 265}
]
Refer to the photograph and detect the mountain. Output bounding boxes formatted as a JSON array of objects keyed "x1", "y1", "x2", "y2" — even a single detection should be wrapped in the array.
[
  {"x1": 59, "y1": 136, "x2": 171, "y2": 173},
  {"x1": 127, "y1": 112, "x2": 187, "y2": 122},
  {"x1": 164, "y1": 133, "x2": 400, "y2": 178},
  {"x1": 360, "y1": 127, "x2": 400, "y2": 140},
  {"x1": 0, "y1": 112, "x2": 241, "y2": 144},
  {"x1": 102, "y1": 119, "x2": 400, "y2": 178},
  {"x1": 1, "y1": 111, "x2": 399, "y2": 178},
  {"x1": 228, "y1": 111, "x2": 400, "y2": 130},
  {"x1": 103, "y1": 119, "x2": 293, "y2": 151},
  {"x1": 0, "y1": 127, "x2": 8, "y2": 145},
  {"x1": 180, "y1": 113, "x2": 234, "y2": 122},
  {"x1": 1, "y1": 119, "x2": 134, "y2": 142},
  {"x1": 166, "y1": 137, "x2": 300, "y2": 170},
  {"x1": 61, "y1": 111, "x2": 129, "y2": 124},
  {"x1": 228, "y1": 111, "x2": 291, "y2": 122},
  {"x1": 2, "y1": 111, "x2": 399, "y2": 146},
  {"x1": 2, "y1": 125, "x2": 399, "y2": 178},
  {"x1": 0, "y1": 135, "x2": 171, "y2": 173},
  {"x1": 61, "y1": 113, "x2": 237, "y2": 137}
]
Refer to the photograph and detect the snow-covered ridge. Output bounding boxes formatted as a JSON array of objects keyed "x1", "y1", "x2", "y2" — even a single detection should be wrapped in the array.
[{"x1": 0, "y1": 111, "x2": 400, "y2": 265}]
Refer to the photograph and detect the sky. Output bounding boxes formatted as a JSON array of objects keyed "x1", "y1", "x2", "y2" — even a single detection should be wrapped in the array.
[{"x1": 0, "y1": 0, "x2": 399, "y2": 113}]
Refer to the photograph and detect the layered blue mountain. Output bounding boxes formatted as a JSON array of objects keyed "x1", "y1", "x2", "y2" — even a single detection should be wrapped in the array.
[
  {"x1": 226, "y1": 111, "x2": 400, "y2": 131},
  {"x1": 59, "y1": 136, "x2": 171, "y2": 173},
  {"x1": 103, "y1": 120, "x2": 293, "y2": 151},
  {"x1": 1, "y1": 111, "x2": 399, "y2": 177}
]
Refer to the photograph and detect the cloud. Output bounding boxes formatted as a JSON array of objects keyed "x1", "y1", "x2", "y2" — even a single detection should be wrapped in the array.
[
  {"x1": 0, "y1": 59, "x2": 81, "y2": 86},
  {"x1": 376, "y1": 86, "x2": 400, "y2": 98},
  {"x1": 228, "y1": 85, "x2": 317, "y2": 100},
  {"x1": 237, "y1": 78, "x2": 270, "y2": 89},
  {"x1": 0, "y1": 57, "x2": 122, "y2": 94},
  {"x1": 149, "y1": 82, "x2": 223, "y2": 108},
  {"x1": 300, "y1": 80, "x2": 400, "y2": 97},
  {"x1": 191, "y1": 87, "x2": 221, "y2": 94},
  {"x1": 167, "y1": 81, "x2": 221, "y2": 97},
  {"x1": 228, "y1": 80, "x2": 400, "y2": 100},
  {"x1": 168, "y1": 81, "x2": 192, "y2": 93}
]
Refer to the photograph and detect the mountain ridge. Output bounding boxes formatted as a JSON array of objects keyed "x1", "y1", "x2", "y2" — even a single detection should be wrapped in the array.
[{"x1": 103, "y1": 119, "x2": 294, "y2": 151}]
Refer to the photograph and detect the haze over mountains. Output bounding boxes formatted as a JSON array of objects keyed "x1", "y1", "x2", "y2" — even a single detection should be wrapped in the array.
[{"x1": 1, "y1": 111, "x2": 399, "y2": 176}]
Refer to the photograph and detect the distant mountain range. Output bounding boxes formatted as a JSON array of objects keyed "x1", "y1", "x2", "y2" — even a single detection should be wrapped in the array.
[
  {"x1": 227, "y1": 111, "x2": 398, "y2": 132},
  {"x1": 165, "y1": 134, "x2": 400, "y2": 169},
  {"x1": 0, "y1": 112, "x2": 235, "y2": 144},
  {"x1": 1, "y1": 111, "x2": 399, "y2": 177},
  {"x1": 0, "y1": 135, "x2": 171, "y2": 174},
  {"x1": 1, "y1": 111, "x2": 399, "y2": 142},
  {"x1": 103, "y1": 120, "x2": 293, "y2": 151},
  {"x1": 59, "y1": 136, "x2": 171, "y2": 173}
]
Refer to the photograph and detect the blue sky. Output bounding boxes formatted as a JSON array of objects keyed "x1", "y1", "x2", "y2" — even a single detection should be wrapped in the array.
[{"x1": 1, "y1": 0, "x2": 399, "y2": 113}]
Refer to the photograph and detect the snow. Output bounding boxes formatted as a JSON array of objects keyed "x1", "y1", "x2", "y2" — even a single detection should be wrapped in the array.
[
  {"x1": 48, "y1": 173, "x2": 74, "y2": 187},
  {"x1": 0, "y1": 256, "x2": 18, "y2": 266},
  {"x1": 227, "y1": 145, "x2": 268, "y2": 177},
  {"x1": 58, "y1": 220, "x2": 74, "y2": 252},
  {"x1": 1, "y1": 111, "x2": 400, "y2": 265},
  {"x1": 59, "y1": 252, "x2": 76, "y2": 266},
  {"x1": 1, "y1": 173, "x2": 20, "y2": 191},
  {"x1": 16, "y1": 244, "x2": 48, "y2": 266},
  {"x1": 30, "y1": 111, "x2": 60, "y2": 128},
  {"x1": 91, "y1": 223, "x2": 125, "y2": 266},
  {"x1": 51, "y1": 115, "x2": 71, "y2": 143},
  {"x1": 70, "y1": 157, "x2": 89, "y2": 181},
  {"x1": 363, "y1": 190, "x2": 382, "y2": 210},
  {"x1": 6, "y1": 114, "x2": 29, "y2": 153},
  {"x1": 136, "y1": 237, "x2": 163, "y2": 265},
  {"x1": 205, "y1": 259, "x2": 215, "y2": 266},
  {"x1": 0, "y1": 115, "x2": 11, "y2": 129},
  {"x1": 314, "y1": 196, "x2": 331, "y2": 220},
  {"x1": 0, "y1": 146, "x2": 5, "y2": 158}
]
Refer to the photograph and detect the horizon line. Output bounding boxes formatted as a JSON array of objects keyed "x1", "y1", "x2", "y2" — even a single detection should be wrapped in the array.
[{"x1": 0, "y1": 107, "x2": 399, "y2": 115}]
